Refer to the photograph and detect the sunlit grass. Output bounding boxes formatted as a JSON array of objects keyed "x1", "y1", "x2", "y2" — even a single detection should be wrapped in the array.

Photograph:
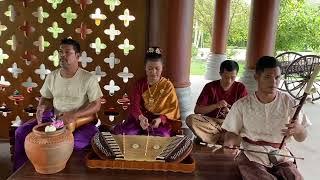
[{"x1": 190, "y1": 58, "x2": 246, "y2": 77}]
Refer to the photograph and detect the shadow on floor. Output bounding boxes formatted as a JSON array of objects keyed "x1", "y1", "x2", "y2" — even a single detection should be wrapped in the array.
[{"x1": 0, "y1": 142, "x2": 12, "y2": 180}]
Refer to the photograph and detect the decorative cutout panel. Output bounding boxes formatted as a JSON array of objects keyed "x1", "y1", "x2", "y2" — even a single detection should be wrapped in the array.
[
  {"x1": 32, "y1": 6, "x2": 49, "y2": 23},
  {"x1": 0, "y1": 0, "x2": 147, "y2": 138},
  {"x1": 0, "y1": 48, "x2": 8, "y2": 64}
]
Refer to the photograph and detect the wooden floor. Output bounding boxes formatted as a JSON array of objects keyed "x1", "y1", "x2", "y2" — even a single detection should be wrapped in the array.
[
  {"x1": 0, "y1": 140, "x2": 12, "y2": 180},
  {"x1": 7, "y1": 143, "x2": 242, "y2": 180}
]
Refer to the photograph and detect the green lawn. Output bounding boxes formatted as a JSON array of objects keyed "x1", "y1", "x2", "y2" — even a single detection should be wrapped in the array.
[
  {"x1": 190, "y1": 59, "x2": 206, "y2": 75},
  {"x1": 190, "y1": 58, "x2": 246, "y2": 77}
]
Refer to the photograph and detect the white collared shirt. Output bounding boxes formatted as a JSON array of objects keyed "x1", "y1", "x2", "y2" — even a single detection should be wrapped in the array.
[{"x1": 222, "y1": 91, "x2": 311, "y2": 166}]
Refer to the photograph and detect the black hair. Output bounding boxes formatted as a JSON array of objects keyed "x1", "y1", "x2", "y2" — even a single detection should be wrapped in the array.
[
  {"x1": 144, "y1": 47, "x2": 163, "y2": 64},
  {"x1": 220, "y1": 60, "x2": 239, "y2": 73},
  {"x1": 255, "y1": 56, "x2": 281, "y2": 74},
  {"x1": 60, "y1": 38, "x2": 81, "y2": 53}
]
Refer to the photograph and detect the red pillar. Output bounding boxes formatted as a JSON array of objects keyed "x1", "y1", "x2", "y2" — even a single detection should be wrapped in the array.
[
  {"x1": 205, "y1": 0, "x2": 231, "y2": 80},
  {"x1": 147, "y1": 0, "x2": 195, "y2": 124},
  {"x1": 242, "y1": 0, "x2": 280, "y2": 92},
  {"x1": 246, "y1": 0, "x2": 280, "y2": 69},
  {"x1": 211, "y1": 0, "x2": 231, "y2": 54},
  {"x1": 148, "y1": 0, "x2": 168, "y2": 48},
  {"x1": 166, "y1": 0, "x2": 195, "y2": 88}
]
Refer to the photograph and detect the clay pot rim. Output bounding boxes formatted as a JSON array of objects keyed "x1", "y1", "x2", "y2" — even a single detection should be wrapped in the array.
[{"x1": 33, "y1": 122, "x2": 66, "y2": 136}]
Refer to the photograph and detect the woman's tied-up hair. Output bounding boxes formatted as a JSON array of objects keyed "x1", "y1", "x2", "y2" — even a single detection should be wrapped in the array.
[{"x1": 145, "y1": 47, "x2": 163, "y2": 64}]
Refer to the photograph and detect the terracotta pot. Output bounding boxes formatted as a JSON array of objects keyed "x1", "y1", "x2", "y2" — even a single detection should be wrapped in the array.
[{"x1": 25, "y1": 122, "x2": 74, "y2": 174}]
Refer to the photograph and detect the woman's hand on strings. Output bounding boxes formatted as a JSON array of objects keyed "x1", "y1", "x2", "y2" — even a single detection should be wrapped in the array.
[
  {"x1": 151, "y1": 118, "x2": 161, "y2": 128},
  {"x1": 139, "y1": 114, "x2": 149, "y2": 130}
]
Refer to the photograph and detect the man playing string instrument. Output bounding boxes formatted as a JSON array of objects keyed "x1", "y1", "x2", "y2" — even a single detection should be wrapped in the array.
[
  {"x1": 186, "y1": 60, "x2": 248, "y2": 144},
  {"x1": 222, "y1": 56, "x2": 311, "y2": 180},
  {"x1": 112, "y1": 47, "x2": 180, "y2": 137},
  {"x1": 14, "y1": 38, "x2": 103, "y2": 171}
]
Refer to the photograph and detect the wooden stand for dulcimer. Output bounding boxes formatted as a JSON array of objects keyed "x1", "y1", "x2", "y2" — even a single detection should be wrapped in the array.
[
  {"x1": 87, "y1": 132, "x2": 195, "y2": 173},
  {"x1": 86, "y1": 151, "x2": 195, "y2": 173}
]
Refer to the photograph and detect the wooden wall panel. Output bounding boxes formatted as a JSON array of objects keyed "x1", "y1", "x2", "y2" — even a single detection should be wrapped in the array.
[{"x1": 0, "y1": 0, "x2": 147, "y2": 139}]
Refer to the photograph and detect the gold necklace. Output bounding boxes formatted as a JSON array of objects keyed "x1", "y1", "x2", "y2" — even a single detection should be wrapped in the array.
[{"x1": 147, "y1": 79, "x2": 160, "y2": 105}]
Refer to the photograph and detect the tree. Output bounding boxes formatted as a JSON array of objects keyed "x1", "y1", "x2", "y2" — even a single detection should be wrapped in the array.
[
  {"x1": 193, "y1": 0, "x2": 215, "y2": 48},
  {"x1": 193, "y1": 0, "x2": 250, "y2": 48},
  {"x1": 276, "y1": 0, "x2": 320, "y2": 52},
  {"x1": 193, "y1": 0, "x2": 320, "y2": 52},
  {"x1": 227, "y1": 0, "x2": 250, "y2": 48}
]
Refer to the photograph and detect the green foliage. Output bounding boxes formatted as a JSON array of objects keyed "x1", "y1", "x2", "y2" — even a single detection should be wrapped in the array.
[
  {"x1": 193, "y1": 0, "x2": 214, "y2": 47},
  {"x1": 190, "y1": 58, "x2": 246, "y2": 77},
  {"x1": 192, "y1": 46, "x2": 198, "y2": 58},
  {"x1": 193, "y1": 0, "x2": 250, "y2": 49},
  {"x1": 227, "y1": 0, "x2": 250, "y2": 47},
  {"x1": 190, "y1": 58, "x2": 206, "y2": 75},
  {"x1": 193, "y1": 0, "x2": 320, "y2": 52},
  {"x1": 276, "y1": 0, "x2": 320, "y2": 52}
]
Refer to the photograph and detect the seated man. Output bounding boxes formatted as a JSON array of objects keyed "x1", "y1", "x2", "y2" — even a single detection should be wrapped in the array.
[
  {"x1": 112, "y1": 47, "x2": 180, "y2": 137},
  {"x1": 186, "y1": 60, "x2": 247, "y2": 144},
  {"x1": 14, "y1": 38, "x2": 103, "y2": 170},
  {"x1": 222, "y1": 56, "x2": 311, "y2": 180}
]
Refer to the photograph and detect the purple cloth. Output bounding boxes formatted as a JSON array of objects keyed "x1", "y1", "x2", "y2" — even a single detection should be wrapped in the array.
[
  {"x1": 13, "y1": 111, "x2": 97, "y2": 171},
  {"x1": 112, "y1": 115, "x2": 172, "y2": 137}
]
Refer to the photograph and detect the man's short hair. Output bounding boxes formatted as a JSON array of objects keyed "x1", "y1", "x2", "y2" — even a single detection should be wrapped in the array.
[
  {"x1": 220, "y1": 60, "x2": 239, "y2": 73},
  {"x1": 255, "y1": 56, "x2": 281, "y2": 74},
  {"x1": 60, "y1": 38, "x2": 81, "y2": 53}
]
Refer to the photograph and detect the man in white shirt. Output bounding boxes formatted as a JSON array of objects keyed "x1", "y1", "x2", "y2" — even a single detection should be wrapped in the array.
[
  {"x1": 222, "y1": 56, "x2": 311, "y2": 180},
  {"x1": 14, "y1": 38, "x2": 103, "y2": 171}
]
